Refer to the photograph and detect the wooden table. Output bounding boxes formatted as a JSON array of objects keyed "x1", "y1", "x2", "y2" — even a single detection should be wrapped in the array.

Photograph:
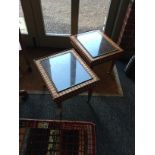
[
  {"x1": 34, "y1": 49, "x2": 99, "y2": 119},
  {"x1": 70, "y1": 30, "x2": 123, "y2": 74}
]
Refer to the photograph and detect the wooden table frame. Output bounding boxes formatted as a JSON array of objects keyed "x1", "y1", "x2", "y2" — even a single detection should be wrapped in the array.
[
  {"x1": 34, "y1": 49, "x2": 99, "y2": 119},
  {"x1": 70, "y1": 30, "x2": 124, "y2": 71}
]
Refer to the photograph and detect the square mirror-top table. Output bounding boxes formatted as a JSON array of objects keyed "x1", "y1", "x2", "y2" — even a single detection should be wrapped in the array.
[
  {"x1": 34, "y1": 49, "x2": 99, "y2": 105},
  {"x1": 70, "y1": 30, "x2": 123, "y2": 68}
]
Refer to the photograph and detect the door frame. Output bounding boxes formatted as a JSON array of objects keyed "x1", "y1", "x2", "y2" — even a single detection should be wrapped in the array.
[
  {"x1": 29, "y1": 0, "x2": 81, "y2": 48},
  {"x1": 20, "y1": 0, "x2": 131, "y2": 48},
  {"x1": 105, "y1": 0, "x2": 131, "y2": 42},
  {"x1": 20, "y1": 0, "x2": 38, "y2": 47}
]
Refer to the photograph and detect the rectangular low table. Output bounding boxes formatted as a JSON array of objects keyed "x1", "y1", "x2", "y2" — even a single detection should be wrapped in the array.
[
  {"x1": 34, "y1": 49, "x2": 99, "y2": 118},
  {"x1": 19, "y1": 119, "x2": 96, "y2": 155},
  {"x1": 70, "y1": 30, "x2": 123, "y2": 73}
]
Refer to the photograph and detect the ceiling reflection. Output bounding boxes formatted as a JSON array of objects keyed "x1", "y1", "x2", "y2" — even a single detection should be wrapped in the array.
[
  {"x1": 77, "y1": 31, "x2": 117, "y2": 58},
  {"x1": 41, "y1": 51, "x2": 92, "y2": 92}
]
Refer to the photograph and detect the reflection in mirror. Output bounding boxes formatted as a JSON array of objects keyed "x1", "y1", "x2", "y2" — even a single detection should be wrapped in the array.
[
  {"x1": 41, "y1": 52, "x2": 92, "y2": 92},
  {"x1": 77, "y1": 31, "x2": 117, "y2": 58}
]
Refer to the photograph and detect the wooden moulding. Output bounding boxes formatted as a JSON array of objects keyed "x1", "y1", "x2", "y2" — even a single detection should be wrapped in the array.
[
  {"x1": 70, "y1": 30, "x2": 124, "y2": 67},
  {"x1": 34, "y1": 49, "x2": 99, "y2": 103}
]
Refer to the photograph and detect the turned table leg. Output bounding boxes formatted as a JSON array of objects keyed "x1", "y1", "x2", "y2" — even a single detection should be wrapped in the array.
[
  {"x1": 57, "y1": 102, "x2": 63, "y2": 120},
  {"x1": 87, "y1": 89, "x2": 93, "y2": 104}
]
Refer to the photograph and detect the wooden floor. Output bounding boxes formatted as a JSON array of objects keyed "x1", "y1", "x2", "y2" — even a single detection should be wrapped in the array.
[{"x1": 19, "y1": 48, "x2": 123, "y2": 96}]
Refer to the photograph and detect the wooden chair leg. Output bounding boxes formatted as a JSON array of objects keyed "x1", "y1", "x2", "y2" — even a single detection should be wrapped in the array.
[
  {"x1": 19, "y1": 29, "x2": 32, "y2": 73},
  {"x1": 22, "y1": 51, "x2": 32, "y2": 72}
]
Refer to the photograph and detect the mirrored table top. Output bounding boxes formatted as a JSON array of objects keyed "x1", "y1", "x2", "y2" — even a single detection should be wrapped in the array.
[
  {"x1": 40, "y1": 50, "x2": 92, "y2": 92},
  {"x1": 77, "y1": 31, "x2": 117, "y2": 58}
]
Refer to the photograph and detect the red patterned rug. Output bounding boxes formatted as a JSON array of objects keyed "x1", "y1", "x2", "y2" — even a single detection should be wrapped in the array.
[{"x1": 20, "y1": 119, "x2": 96, "y2": 155}]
